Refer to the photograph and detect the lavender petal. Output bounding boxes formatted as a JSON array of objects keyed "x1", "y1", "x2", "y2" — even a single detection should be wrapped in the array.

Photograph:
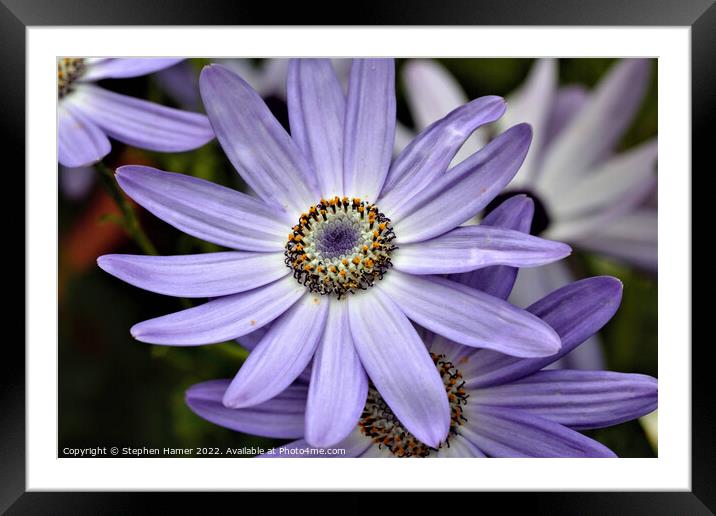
[
  {"x1": 392, "y1": 225, "x2": 570, "y2": 275},
  {"x1": 222, "y1": 294, "x2": 329, "y2": 408},
  {"x1": 343, "y1": 59, "x2": 396, "y2": 201},
  {"x1": 57, "y1": 102, "x2": 110, "y2": 167},
  {"x1": 287, "y1": 59, "x2": 346, "y2": 198},
  {"x1": 200, "y1": 64, "x2": 319, "y2": 216},
  {"x1": 379, "y1": 95, "x2": 505, "y2": 206},
  {"x1": 305, "y1": 301, "x2": 368, "y2": 448},
  {"x1": 390, "y1": 123, "x2": 532, "y2": 243},
  {"x1": 379, "y1": 272, "x2": 561, "y2": 358},
  {"x1": 466, "y1": 276, "x2": 623, "y2": 389},
  {"x1": 544, "y1": 85, "x2": 588, "y2": 147},
  {"x1": 129, "y1": 276, "x2": 304, "y2": 345},
  {"x1": 72, "y1": 84, "x2": 213, "y2": 152},
  {"x1": 81, "y1": 58, "x2": 184, "y2": 81},
  {"x1": 115, "y1": 165, "x2": 290, "y2": 252},
  {"x1": 472, "y1": 369, "x2": 658, "y2": 430},
  {"x1": 538, "y1": 59, "x2": 651, "y2": 194},
  {"x1": 462, "y1": 405, "x2": 616, "y2": 457},
  {"x1": 348, "y1": 290, "x2": 450, "y2": 448},
  {"x1": 97, "y1": 251, "x2": 288, "y2": 298},
  {"x1": 185, "y1": 379, "x2": 307, "y2": 439},
  {"x1": 450, "y1": 194, "x2": 534, "y2": 299}
]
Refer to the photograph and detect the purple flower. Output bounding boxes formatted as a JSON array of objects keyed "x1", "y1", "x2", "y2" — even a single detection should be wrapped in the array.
[
  {"x1": 59, "y1": 164, "x2": 95, "y2": 201},
  {"x1": 154, "y1": 59, "x2": 352, "y2": 110},
  {"x1": 185, "y1": 273, "x2": 657, "y2": 457},
  {"x1": 57, "y1": 58, "x2": 214, "y2": 168},
  {"x1": 400, "y1": 58, "x2": 657, "y2": 370},
  {"x1": 98, "y1": 58, "x2": 573, "y2": 448}
]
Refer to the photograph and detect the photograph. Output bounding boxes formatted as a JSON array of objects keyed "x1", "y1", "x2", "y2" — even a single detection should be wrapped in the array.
[
  {"x1": 5, "y1": 0, "x2": 705, "y2": 505},
  {"x1": 57, "y1": 57, "x2": 659, "y2": 460}
]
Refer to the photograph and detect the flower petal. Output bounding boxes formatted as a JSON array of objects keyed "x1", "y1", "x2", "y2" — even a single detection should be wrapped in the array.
[
  {"x1": 214, "y1": 59, "x2": 266, "y2": 94},
  {"x1": 343, "y1": 59, "x2": 396, "y2": 201},
  {"x1": 401, "y1": 60, "x2": 489, "y2": 164},
  {"x1": 261, "y1": 428, "x2": 373, "y2": 458},
  {"x1": 130, "y1": 276, "x2": 304, "y2": 345},
  {"x1": 237, "y1": 326, "x2": 269, "y2": 351},
  {"x1": 462, "y1": 405, "x2": 616, "y2": 457},
  {"x1": 466, "y1": 276, "x2": 623, "y2": 389},
  {"x1": 392, "y1": 225, "x2": 570, "y2": 275},
  {"x1": 256, "y1": 58, "x2": 291, "y2": 97},
  {"x1": 287, "y1": 59, "x2": 346, "y2": 198},
  {"x1": 223, "y1": 294, "x2": 329, "y2": 408},
  {"x1": 57, "y1": 102, "x2": 111, "y2": 167},
  {"x1": 199, "y1": 64, "x2": 319, "y2": 216},
  {"x1": 153, "y1": 61, "x2": 201, "y2": 110},
  {"x1": 305, "y1": 301, "x2": 368, "y2": 448},
  {"x1": 379, "y1": 95, "x2": 505, "y2": 208},
  {"x1": 185, "y1": 379, "x2": 307, "y2": 439},
  {"x1": 402, "y1": 60, "x2": 470, "y2": 130},
  {"x1": 544, "y1": 85, "x2": 588, "y2": 147},
  {"x1": 59, "y1": 164, "x2": 95, "y2": 200},
  {"x1": 379, "y1": 271, "x2": 560, "y2": 358},
  {"x1": 70, "y1": 84, "x2": 213, "y2": 152},
  {"x1": 81, "y1": 58, "x2": 184, "y2": 81},
  {"x1": 341, "y1": 428, "x2": 379, "y2": 458},
  {"x1": 537, "y1": 59, "x2": 652, "y2": 194},
  {"x1": 391, "y1": 123, "x2": 532, "y2": 243},
  {"x1": 544, "y1": 174, "x2": 656, "y2": 242},
  {"x1": 546, "y1": 139, "x2": 657, "y2": 219},
  {"x1": 115, "y1": 165, "x2": 290, "y2": 251},
  {"x1": 428, "y1": 333, "x2": 475, "y2": 366},
  {"x1": 393, "y1": 122, "x2": 415, "y2": 155},
  {"x1": 576, "y1": 209, "x2": 658, "y2": 270},
  {"x1": 511, "y1": 263, "x2": 607, "y2": 372},
  {"x1": 450, "y1": 194, "x2": 534, "y2": 299},
  {"x1": 472, "y1": 370, "x2": 658, "y2": 430},
  {"x1": 495, "y1": 58, "x2": 557, "y2": 188},
  {"x1": 239, "y1": 326, "x2": 315, "y2": 390},
  {"x1": 551, "y1": 333, "x2": 606, "y2": 370},
  {"x1": 348, "y1": 290, "x2": 450, "y2": 448},
  {"x1": 97, "y1": 251, "x2": 287, "y2": 298},
  {"x1": 509, "y1": 259, "x2": 575, "y2": 308},
  {"x1": 435, "y1": 434, "x2": 486, "y2": 458}
]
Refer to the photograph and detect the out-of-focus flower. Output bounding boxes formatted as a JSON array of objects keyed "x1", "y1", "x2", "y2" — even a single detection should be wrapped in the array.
[
  {"x1": 59, "y1": 164, "x2": 95, "y2": 200},
  {"x1": 57, "y1": 58, "x2": 214, "y2": 168},
  {"x1": 185, "y1": 275, "x2": 657, "y2": 457},
  {"x1": 216, "y1": 59, "x2": 292, "y2": 99},
  {"x1": 155, "y1": 58, "x2": 352, "y2": 109},
  {"x1": 155, "y1": 59, "x2": 293, "y2": 110},
  {"x1": 401, "y1": 58, "x2": 657, "y2": 369},
  {"x1": 98, "y1": 58, "x2": 573, "y2": 448},
  {"x1": 640, "y1": 410, "x2": 658, "y2": 453}
]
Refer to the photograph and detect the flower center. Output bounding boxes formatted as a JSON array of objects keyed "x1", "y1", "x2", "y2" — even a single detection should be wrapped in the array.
[
  {"x1": 358, "y1": 353, "x2": 469, "y2": 458},
  {"x1": 58, "y1": 58, "x2": 86, "y2": 98},
  {"x1": 285, "y1": 197, "x2": 396, "y2": 298}
]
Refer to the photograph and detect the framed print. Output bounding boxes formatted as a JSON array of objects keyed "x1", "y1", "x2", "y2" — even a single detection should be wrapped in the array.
[{"x1": 5, "y1": 0, "x2": 708, "y2": 511}]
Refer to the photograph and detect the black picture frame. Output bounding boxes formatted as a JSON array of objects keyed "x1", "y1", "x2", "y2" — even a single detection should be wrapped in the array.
[{"x1": 5, "y1": 0, "x2": 708, "y2": 512}]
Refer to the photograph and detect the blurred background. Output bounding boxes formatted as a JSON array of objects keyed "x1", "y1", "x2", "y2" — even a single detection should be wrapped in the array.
[{"x1": 58, "y1": 58, "x2": 657, "y2": 458}]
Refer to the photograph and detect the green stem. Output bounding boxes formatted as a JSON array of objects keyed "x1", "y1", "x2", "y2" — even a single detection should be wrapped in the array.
[
  {"x1": 213, "y1": 342, "x2": 250, "y2": 362},
  {"x1": 96, "y1": 162, "x2": 158, "y2": 256}
]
